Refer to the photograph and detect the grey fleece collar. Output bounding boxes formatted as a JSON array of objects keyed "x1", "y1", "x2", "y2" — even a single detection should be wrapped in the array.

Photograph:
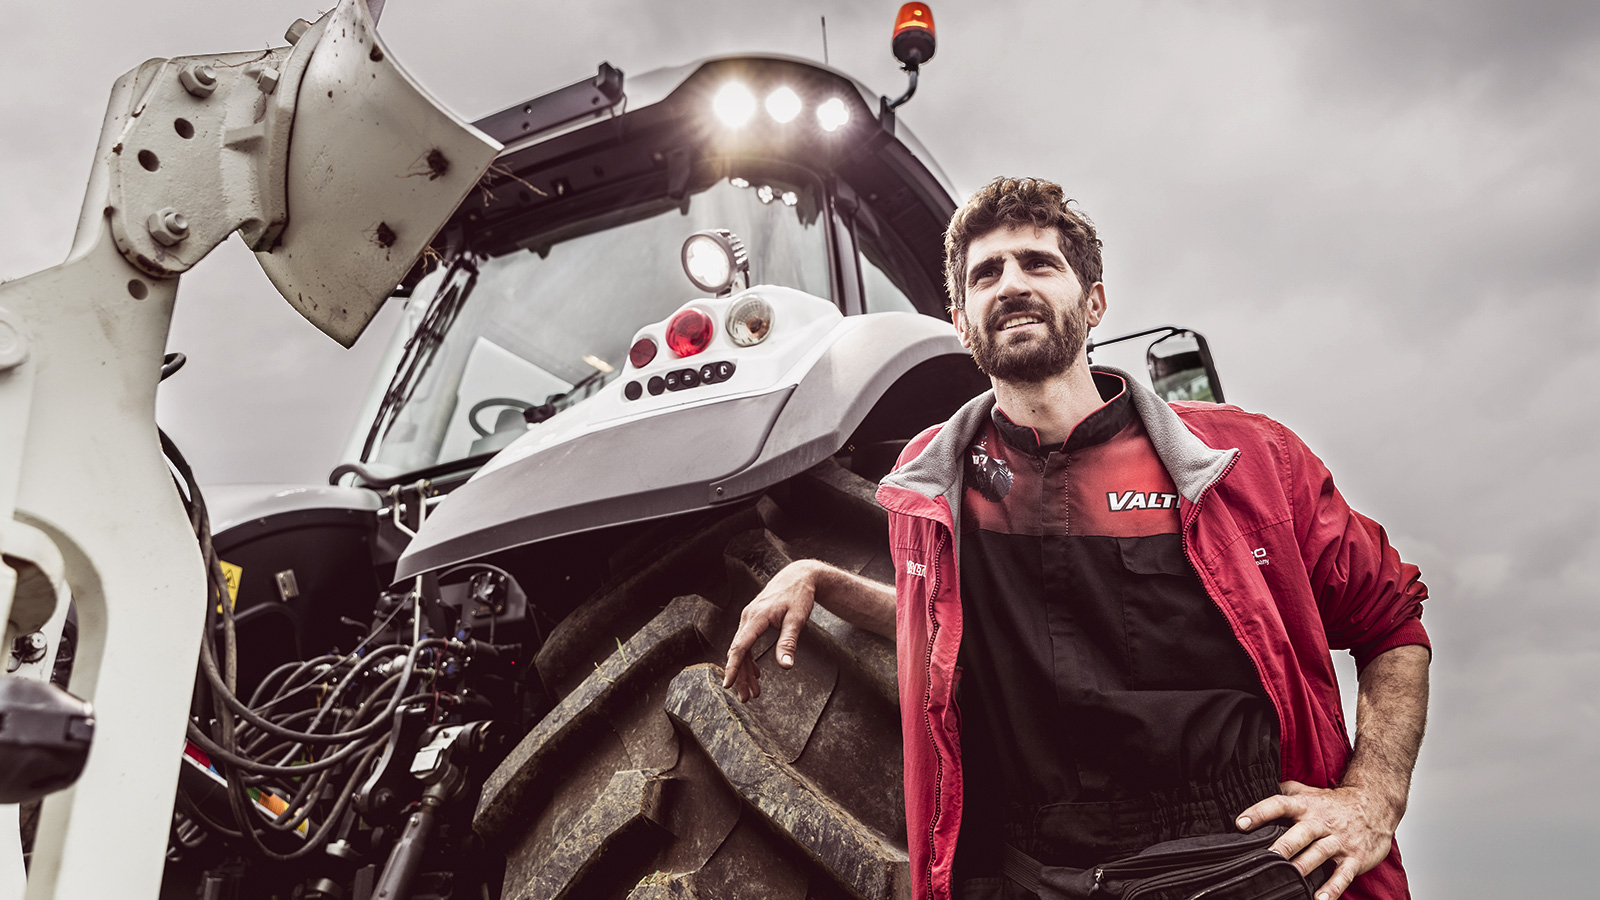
[{"x1": 879, "y1": 366, "x2": 1238, "y2": 540}]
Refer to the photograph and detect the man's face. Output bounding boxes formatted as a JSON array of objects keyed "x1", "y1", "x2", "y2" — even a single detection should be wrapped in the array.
[{"x1": 953, "y1": 224, "x2": 1105, "y2": 383}]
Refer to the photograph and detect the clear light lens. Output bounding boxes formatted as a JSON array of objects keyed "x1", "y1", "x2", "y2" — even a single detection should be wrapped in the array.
[
  {"x1": 756, "y1": 184, "x2": 775, "y2": 205},
  {"x1": 666, "y1": 308, "x2": 715, "y2": 358},
  {"x1": 816, "y1": 97, "x2": 850, "y2": 132},
  {"x1": 780, "y1": 191, "x2": 798, "y2": 207},
  {"x1": 713, "y1": 82, "x2": 757, "y2": 127},
  {"x1": 727, "y1": 295, "x2": 774, "y2": 347},
  {"x1": 629, "y1": 337, "x2": 658, "y2": 369},
  {"x1": 730, "y1": 177, "x2": 750, "y2": 188},
  {"x1": 765, "y1": 86, "x2": 802, "y2": 123},
  {"x1": 684, "y1": 235, "x2": 733, "y2": 292}
]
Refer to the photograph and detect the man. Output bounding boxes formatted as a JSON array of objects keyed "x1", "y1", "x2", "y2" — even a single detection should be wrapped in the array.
[{"x1": 723, "y1": 178, "x2": 1429, "y2": 900}]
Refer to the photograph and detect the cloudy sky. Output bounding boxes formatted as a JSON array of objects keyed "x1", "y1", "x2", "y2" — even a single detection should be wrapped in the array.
[{"x1": 3, "y1": 1, "x2": 1596, "y2": 895}]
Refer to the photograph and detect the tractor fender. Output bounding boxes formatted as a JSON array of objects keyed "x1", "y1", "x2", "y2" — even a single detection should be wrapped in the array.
[{"x1": 393, "y1": 312, "x2": 976, "y2": 580}]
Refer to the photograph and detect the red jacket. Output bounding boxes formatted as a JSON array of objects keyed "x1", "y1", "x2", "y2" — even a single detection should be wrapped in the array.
[{"x1": 875, "y1": 372, "x2": 1429, "y2": 900}]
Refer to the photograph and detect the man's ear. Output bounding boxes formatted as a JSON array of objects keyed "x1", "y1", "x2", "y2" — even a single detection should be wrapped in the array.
[
  {"x1": 1085, "y1": 282, "x2": 1107, "y2": 328},
  {"x1": 951, "y1": 304, "x2": 972, "y2": 348}
]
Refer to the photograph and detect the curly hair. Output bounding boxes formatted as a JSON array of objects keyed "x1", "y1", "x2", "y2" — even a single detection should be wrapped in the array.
[{"x1": 943, "y1": 177, "x2": 1103, "y2": 311}]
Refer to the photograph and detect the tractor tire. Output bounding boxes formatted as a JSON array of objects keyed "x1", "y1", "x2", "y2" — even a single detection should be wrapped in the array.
[{"x1": 475, "y1": 458, "x2": 909, "y2": 900}]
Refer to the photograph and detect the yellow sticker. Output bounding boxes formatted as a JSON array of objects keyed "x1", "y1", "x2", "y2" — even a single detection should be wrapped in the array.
[{"x1": 218, "y1": 560, "x2": 242, "y2": 612}]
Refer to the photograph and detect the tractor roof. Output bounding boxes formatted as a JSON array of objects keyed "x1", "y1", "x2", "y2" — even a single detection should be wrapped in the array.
[{"x1": 408, "y1": 54, "x2": 958, "y2": 300}]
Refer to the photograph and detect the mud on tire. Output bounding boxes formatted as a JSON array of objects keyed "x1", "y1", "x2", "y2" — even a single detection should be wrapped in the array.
[{"x1": 475, "y1": 459, "x2": 908, "y2": 900}]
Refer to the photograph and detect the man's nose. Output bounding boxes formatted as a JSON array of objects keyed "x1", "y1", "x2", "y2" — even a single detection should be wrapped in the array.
[{"x1": 995, "y1": 259, "x2": 1030, "y2": 299}]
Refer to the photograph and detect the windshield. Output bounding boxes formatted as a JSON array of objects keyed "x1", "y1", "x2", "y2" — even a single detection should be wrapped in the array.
[{"x1": 362, "y1": 172, "x2": 832, "y2": 473}]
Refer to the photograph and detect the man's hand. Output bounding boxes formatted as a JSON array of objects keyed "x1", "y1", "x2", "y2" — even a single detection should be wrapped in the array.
[
  {"x1": 1234, "y1": 781, "x2": 1399, "y2": 900},
  {"x1": 723, "y1": 561, "x2": 821, "y2": 702},
  {"x1": 1237, "y1": 643, "x2": 1430, "y2": 900},
  {"x1": 722, "y1": 559, "x2": 897, "y2": 702}
]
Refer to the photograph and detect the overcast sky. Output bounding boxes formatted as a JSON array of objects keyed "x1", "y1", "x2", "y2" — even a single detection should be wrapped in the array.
[{"x1": 3, "y1": 2, "x2": 1596, "y2": 895}]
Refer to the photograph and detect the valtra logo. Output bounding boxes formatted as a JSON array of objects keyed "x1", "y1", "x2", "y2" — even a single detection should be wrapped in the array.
[{"x1": 1106, "y1": 490, "x2": 1180, "y2": 511}]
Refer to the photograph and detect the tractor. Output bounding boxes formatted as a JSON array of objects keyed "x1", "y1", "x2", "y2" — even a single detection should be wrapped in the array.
[{"x1": 0, "y1": 3, "x2": 1223, "y2": 898}]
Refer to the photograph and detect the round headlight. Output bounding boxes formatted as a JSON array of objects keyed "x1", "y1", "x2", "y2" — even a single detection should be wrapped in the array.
[
  {"x1": 681, "y1": 230, "x2": 748, "y2": 295},
  {"x1": 726, "y1": 295, "x2": 774, "y2": 347}
]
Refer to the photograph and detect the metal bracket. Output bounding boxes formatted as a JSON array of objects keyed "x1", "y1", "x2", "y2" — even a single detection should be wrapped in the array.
[
  {"x1": 252, "y1": 0, "x2": 501, "y2": 347},
  {"x1": 105, "y1": 18, "x2": 328, "y2": 278}
]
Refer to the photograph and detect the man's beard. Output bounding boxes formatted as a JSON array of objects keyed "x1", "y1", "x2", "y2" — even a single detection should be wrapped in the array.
[{"x1": 964, "y1": 293, "x2": 1089, "y2": 383}]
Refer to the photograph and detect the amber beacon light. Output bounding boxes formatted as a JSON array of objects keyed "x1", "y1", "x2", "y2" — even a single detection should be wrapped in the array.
[
  {"x1": 885, "y1": 4, "x2": 937, "y2": 112},
  {"x1": 892, "y1": 4, "x2": 937, "y2": 68}
]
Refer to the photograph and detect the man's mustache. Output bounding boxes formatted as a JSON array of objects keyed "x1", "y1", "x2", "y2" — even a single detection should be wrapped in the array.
[{"x1": 983, "y1": 298, "x2": 1056, "y2": 333}]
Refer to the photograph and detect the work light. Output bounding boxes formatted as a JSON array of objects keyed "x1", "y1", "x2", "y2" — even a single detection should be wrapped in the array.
[
  {"x1": 713, "y1": 82, "x2": 756, "y2": 127},
  {"x1": 681, "y1": 229, "x2": 749, "y2": 296}
]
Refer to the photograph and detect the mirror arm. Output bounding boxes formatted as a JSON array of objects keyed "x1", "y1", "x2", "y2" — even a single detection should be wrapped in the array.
[{"x1": 1085, "y1": 324, "x2": 1184, "y2": 357}]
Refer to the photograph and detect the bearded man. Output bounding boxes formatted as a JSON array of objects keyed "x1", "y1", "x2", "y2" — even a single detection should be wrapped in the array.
[{"x1": 723, "y1": 177, "x2": 1430, "y2": 900}]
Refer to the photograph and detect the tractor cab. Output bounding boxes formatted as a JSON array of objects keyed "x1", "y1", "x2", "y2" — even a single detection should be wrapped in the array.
[{"x1": 340, "y1": 53, "x2": 961, "y2": 485}]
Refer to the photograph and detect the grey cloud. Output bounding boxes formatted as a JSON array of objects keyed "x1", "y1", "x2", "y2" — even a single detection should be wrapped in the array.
[{"x1": 5, "y1": 3, "x2": 1597, "y2": 896}]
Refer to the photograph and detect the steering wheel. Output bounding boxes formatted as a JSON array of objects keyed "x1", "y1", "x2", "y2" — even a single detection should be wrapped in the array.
[{"x1": 468, "y1": 397, "x2": 533, "y2": 437}]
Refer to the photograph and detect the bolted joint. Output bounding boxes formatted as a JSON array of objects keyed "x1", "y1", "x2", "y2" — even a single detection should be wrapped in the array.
[
  {"x1": 147, "y1": 208, "x2": 190, "y2": 246},
  {"x1": 178, "y1": 63, "x2": 218, "y2": 98},
  {"x1": 13, "y1": 632, "x2": 48, "y2": 665},
  {"x1": 254, "y1": 65, "x2": 281, "y2": 94},
  {"x1": 285, "y1": 18, "x2": 314, "y2": 44}
]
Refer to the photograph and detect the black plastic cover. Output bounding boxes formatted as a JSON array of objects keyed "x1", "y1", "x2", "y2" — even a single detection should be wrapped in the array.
[{"x1": 0, "y1": 675, "x2": 94, "y2": 803}]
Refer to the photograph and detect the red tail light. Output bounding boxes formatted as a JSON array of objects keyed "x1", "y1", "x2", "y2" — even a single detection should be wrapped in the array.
[
  {"x1": 629, "y1": 337, "x2": 658, "y2": 368},
  {"x1": 666, "y1": 308, "x2": 715, "y2": 358}
]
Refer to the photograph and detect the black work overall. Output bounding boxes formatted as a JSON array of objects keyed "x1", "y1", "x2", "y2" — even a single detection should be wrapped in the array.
[{"x1": 951, "y1": 379, "x2": 1281, "y2": 900}]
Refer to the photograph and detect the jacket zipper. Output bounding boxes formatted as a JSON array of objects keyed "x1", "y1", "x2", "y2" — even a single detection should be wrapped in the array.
[
  {"x1": 1180, "y1": 454, "x2": 1282, "y2": 749},
  {"x1": 922, "y1": 529, "x2": 950, "y2": 897}
]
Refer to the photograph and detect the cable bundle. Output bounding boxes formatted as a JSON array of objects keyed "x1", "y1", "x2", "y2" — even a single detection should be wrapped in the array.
[{"x1": 159, "y1": 422, "x2": 447, "y2": 861}]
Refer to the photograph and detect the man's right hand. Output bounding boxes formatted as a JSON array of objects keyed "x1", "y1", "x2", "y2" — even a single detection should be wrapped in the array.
[{"x1": 723, "y1": 560, "x2": 822, "y2": 702}]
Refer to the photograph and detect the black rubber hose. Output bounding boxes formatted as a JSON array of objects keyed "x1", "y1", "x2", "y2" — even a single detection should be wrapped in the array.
[
  {"x1": 221, "y1": 739, "x2": 384, "y2": 862},
  {"x1": 196, "y1": 634, "x2": 428, "y2": 746},
  {"x1": 248, "y1": 655, "x2": 344, "y2": 710},
  {"x1": 185, "y1": 718, "x2": 377, "y2": 778}
]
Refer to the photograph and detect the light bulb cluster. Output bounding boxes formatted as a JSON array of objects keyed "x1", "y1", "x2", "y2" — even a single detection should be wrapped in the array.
[{"x1": 712, "y1": 82, "x2": 852, "y2": 133}]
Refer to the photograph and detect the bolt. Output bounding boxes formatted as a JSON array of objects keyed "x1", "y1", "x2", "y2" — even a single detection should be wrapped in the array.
[
  {"x1": 255, "y1": 65, "x2": 281, "y2": 94},
  {"x1": 147, "y1": 208, "x2": 190, "y2": 246},
  {"x1": 178, "y1": 63, "x2": 218, "y2": 98},
  {"x1": 285, "y1": 18, "x2": 313, "y2": 44},
  {"x1": 13, "y1": 631, "x2": 47, "y2": 664},
  {"x1": 0, "y1": 319, "x2": 28, "y2": 371}
]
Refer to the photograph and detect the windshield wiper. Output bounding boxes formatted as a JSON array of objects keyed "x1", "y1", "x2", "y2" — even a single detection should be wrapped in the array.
[{"x1": 361, "y1": 256, "x2": 480, "y2": 462}]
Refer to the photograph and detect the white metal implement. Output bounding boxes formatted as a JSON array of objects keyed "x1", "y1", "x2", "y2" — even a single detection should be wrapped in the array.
[{"x1": 0, "y1": 2, "x2": 498, "y2": 896}]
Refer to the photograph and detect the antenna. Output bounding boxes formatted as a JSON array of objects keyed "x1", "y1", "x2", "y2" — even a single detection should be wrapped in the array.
[{"x1": 821, "y1": 16, "x2": 830, "y2": 66}]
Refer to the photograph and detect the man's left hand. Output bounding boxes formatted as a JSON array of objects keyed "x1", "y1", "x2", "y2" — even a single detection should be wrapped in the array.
[{"x1": 1235, "y1": 780, "x2": 1401, "y2": 900}]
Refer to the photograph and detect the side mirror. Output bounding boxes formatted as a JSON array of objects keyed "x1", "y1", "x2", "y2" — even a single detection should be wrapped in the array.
[{"x1": 1146, "y1": 330, "x2": 1225, "y2": 404}]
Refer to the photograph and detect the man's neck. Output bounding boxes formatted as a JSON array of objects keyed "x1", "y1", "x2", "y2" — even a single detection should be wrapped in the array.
[{"x1": 991, "y1": 359, "x2": 1104, "y2": 446}]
